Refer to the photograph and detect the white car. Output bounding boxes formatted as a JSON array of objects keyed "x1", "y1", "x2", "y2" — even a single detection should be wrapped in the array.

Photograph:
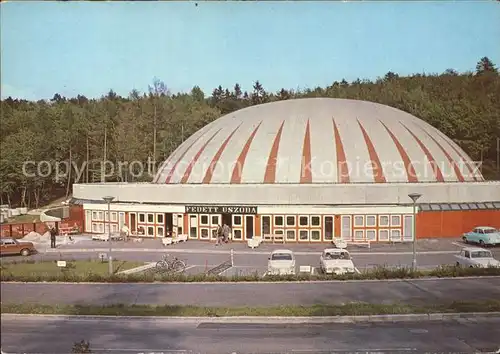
[
  {"x1": 267, "y1": 249, "x2": 296, "y2": 275},
  {"x1": 455, "y1": 247, "x2": 500, "y2": 268},
  {"x1": 320, "y1": 248, "x2": 356, "y2": 275}
]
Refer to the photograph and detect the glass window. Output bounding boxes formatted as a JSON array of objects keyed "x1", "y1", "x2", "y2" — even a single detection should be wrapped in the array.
[
  {"x1": 440, "y1": 204, "x2": 451, "y2": 211},
  {"x1": 200, "y1": 228, "x2": 209, "y2": 239},
  {"x1": 157, "y1": 214, "x2": 164, "y2": 224},
  {"x1": 110, "y1": 212, "x2": 118, "y2": 222},
  {"x1": 366, "y1": 215, "x2": 376, "y2": 227},
  {"x1": 139, "y1": 213, "x2": 145, "y2": 223},
  {"x1": 233, "y1": 215, "x2": 242, "y2": 226},
  {"x1": 468, "y1": 203, "x2": 478, "y2": 210},
  {"x1": 310, "y1": 230, "x2": 321, "y2": 241},
  {"x1": 262, "y1": 216, "x2": 271, "y2": 235},
  {"x1": 137, "y1": 225, "x2": 146, "y2": 235},
  {"x1": 286, "y1": 230, "x2": 296, "y2": 241},
  {"x1": 354, "y1": 230, "x2": 364, "y2": 240},
  {"x1": 390, "y1": 215, "x2": 401, "y2": 226},
  {"x1": 354, "y1": 215, "x2": 364, "y2": 227},
  {"x1": 477, "y1": 203, "x2": 487, "y2": 209},
  {"x1": 211, "y1": 215, "x2": 219, "y2": 225},
  {"x1": 366, "y1": 229, "x2": 376, "y2": 241},
  {"x1": 286, "y1": 216, "x2": 296, "y2": 227},
  {"x1": 233, "y1": 229, "x2": 242, "y2": 240},
  {"x1": 157, "y1": 226, "x2": 164, "y2": 237},
  {"x1": 274, "y1": 216, "x2": 284, "y2": 227},
  {"x1": 200, "y1": 215, "x2": 209, "y2": 225},
  {"x1": 324, "y1": 216, "x2": 334, "y2": 240},
  {"x1": 460, "y1": 204, "x2": 470, "y2": 210},
  {"x1": 147, "y1": 213, "x2": 154, "y2": 223},
  {"x1": 299, "y1": 216, "x2": 309, "y2": 226},
  {"x1": 311, "y1": 216, "x2": 321, "y2": 226},
  {"x1": 299, "y1": 230, "x2": 309, "y2": 241},
  {"x1": 420, "y1": 204, "x2": 431, "y2": 211},
  {"x1": 147, "y1": 226, "x2": 154, "y2": 236},
  {"x1": 390, "y1": 229, "x2": 401, "y2": 240},
  {"x1": 493, "y1": 202, "x2": 500, "y2": 209},
  {"x1": 430, "y1": 204, "x2": 441, "y2": 211},
  {"x1": 97, "y1": 211, "x2": 104, "y2": 221},
  {"x1": 450, "y1": 204, "x2": 461, "y2": 210},
  {"x1": 379, "y1": 229, "x2": 389, "y2": 241},
  {"x1": 92, "y1": 211, "x2": 98, "y2": 220},
  {"x1": 271, "y1": 253, "x2": 293, "y2": 261},
  {"x1": 379, "y1": 215, "x2": 389, "y2": 227}
]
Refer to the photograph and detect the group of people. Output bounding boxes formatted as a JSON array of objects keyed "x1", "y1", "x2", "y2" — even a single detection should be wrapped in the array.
[{"x1": 215, "y1": 223, "x2": 231, "y2": 246}]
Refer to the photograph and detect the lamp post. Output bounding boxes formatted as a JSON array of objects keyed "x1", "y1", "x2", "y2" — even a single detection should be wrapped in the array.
[
  {"x1": 103, "y1": 196, "x2": 115, "y2": 275},
  {"x1": 408, "y1": 193, "x2": 422, "y2": 272}
]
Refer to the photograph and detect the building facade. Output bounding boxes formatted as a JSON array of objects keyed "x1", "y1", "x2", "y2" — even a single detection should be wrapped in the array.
[{"x1": 72, "y1": 98, "x2": 500, "y2": 242}]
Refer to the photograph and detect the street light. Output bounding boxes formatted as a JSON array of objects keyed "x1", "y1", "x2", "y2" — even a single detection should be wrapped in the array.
[
  {"x1": 102, "y1": 196, "x2": 115, "y2": 275},
  {"x1": 408, "y1": 193, "x2": 422, "y2": 272}
]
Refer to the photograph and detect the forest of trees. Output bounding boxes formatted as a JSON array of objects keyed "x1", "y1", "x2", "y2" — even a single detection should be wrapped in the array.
[{"x1": 0, "y1": 57, "x2": 499, "y2": 208}]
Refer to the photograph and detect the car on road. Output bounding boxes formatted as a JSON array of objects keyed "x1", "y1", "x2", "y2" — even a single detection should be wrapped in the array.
[
  {"x1": 0, "y1": 237, "x2": 37, "y2": 257},
  {"x1": 455, "y1": 247, "x2": 500, "y2": 268},
  {"x1": 319, "y1": 248, "x2": 356, "y2": 275},
  {"x1": 267, "y1": 249, "x2": 296, "y2": 275},
  {"x1": 462, "y1": 226, "x2": 500, "y2": 247}
]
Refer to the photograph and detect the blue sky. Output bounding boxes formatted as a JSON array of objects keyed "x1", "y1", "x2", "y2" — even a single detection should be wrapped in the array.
[{"x1": 1, "y1": 1, "x2": 499, "y2": 101}]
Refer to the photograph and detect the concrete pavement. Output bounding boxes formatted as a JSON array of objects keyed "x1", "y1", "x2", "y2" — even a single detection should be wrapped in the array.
[
  {"x1": 2, "y1": 277, "x2": 500, "y2": 306},
  {"x1": 2, "y1": 314, "x2": 499, "y2": 353}
]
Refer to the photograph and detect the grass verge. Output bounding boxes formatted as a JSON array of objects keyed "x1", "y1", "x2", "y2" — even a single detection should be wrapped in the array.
[
  {"x1": 2, "y1": 300, "x2": 500, "y2": 317},
  {"x1": 0, "y1": 259, "x2": 145, "y2": 277},
  {"x1": 1, "y1": 262, "x2": 499, "y2": 282}
]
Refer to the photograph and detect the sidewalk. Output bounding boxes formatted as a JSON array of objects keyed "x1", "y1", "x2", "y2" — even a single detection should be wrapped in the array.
[{"x1": 49, "y1": 237, "x2": 465, "y2": 256}]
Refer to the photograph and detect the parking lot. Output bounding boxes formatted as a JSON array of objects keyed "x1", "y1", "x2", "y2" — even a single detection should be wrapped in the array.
[{"x1": 5, "y1": 236, "x2": 498, "y2": 277}]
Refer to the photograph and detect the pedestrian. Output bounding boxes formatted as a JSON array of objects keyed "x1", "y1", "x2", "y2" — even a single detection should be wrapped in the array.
[
  {"x1": 215, "y1": 224, "x2": 223, "y2": 246},
  {"x1": 50, "y1": 226, "x2": 57, "y2": 248}
]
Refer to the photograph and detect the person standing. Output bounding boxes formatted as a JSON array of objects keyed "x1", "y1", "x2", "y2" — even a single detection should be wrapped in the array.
[
  {"x1": 50, "y1": 226, "x2": 57, "y2": 248},
  {"x1": 215, "y1": 224, "x2": 223, "y2": 246}
]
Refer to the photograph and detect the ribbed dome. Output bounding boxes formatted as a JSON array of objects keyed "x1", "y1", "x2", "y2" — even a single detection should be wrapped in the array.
[{"x1": 153, "y1": 98, "x2": 482, "y2": 184}]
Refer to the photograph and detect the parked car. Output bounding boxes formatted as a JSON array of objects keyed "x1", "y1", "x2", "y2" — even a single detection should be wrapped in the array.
[
  {"x1": 0, "y1": 237, "x2": 37, "y2": 256},
  {"x1": 320, "y1": 248, "x2": 356, "y2": 275},
  {"x1": 267, "y1": 249, "x2": 296, "y2": 275},
  {"x1": 455, "y1": 247, "x2": 500, "y2": 268},
  {"x1": 462, "y1": 226, "x2": 500, "y2": 247}
]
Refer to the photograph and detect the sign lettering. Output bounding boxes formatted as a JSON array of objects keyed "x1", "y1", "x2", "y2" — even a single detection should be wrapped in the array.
[{"x1": 185, "y1": 205, "x2": 258, "y2": 214}]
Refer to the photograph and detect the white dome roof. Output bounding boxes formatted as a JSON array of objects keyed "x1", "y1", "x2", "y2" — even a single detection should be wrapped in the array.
[{"x1": 153, "y1": 98, "x2": 482, "y2": 184}]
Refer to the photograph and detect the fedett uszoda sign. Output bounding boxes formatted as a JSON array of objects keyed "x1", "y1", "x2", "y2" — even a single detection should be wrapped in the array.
[{"x1": 185, "y1": 205, "x2": 258, "y2": 214}]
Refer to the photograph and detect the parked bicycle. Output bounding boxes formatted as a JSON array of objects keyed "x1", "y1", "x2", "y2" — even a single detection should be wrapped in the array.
[{"x1": 155, "y1": 254, "x2": 187, "y2": 273}]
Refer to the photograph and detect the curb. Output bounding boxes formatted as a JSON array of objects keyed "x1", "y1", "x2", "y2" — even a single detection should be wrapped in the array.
[
  {"x1": 2, "y1": 276, "x2": 500, "y2": 285},
  {"x1": 1, "y1": 312, "x2": 499, "y2": 324},
  {"x1": 44, "y1": 248, "x2": 460, "y2": 256}
]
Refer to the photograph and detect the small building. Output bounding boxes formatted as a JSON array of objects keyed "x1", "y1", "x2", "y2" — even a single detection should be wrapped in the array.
[{"x1": 71, "y1": 98, "x2": 500, "y2": 243}]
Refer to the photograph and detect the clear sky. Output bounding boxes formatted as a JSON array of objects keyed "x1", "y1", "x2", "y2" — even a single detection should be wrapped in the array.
[{"x1": 1, "y1": 1, "x2": 499, "y2": 101}]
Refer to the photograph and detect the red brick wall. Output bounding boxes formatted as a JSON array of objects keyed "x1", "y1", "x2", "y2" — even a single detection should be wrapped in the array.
[{"x1": 417, "y1": 210, "x2": 500, "y2": 238}]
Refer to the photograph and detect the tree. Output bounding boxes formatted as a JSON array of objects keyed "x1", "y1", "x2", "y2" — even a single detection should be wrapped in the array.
[{"x1": 476, "y1": 57, "x2": 498, "y2": 75}]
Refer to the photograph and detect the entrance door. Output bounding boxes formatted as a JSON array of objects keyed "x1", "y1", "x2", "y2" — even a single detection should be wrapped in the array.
[
  {"x1": 164, "y1": 213, "x2": 173, "y2": 237},
  {"x1": 403, "y1": 215, "x2": 413, "y2": 241},
  {"x1": 175, "y1": 214, "x2": 184, "y2": 236},
  {"x1": 118, "y1": 212, "x2": 125, "y2": 229},
  {"x1": 221, "y1": 213, "x2": 232, "y2": 227},
  {"x1": 85, "y1": 210, "x2": 92, "y2": 233},
  {"x1": 188, "y1": 214, "x2": 198, "y2": 239},
  {"x1": 245, "y1": 215, "x2": 254, "y2": 240},
  {"x1": 210, "y1": 214, "x2": 221, "y2": 240},
  {"x1": 130, "y1": 213, "x2": 137, "y2": 233},
  {"x1": 324, "y1": 216, "x2": 334, "y2": 241},
  {"x1": 341, "y1": 215, "x2": 352, "y2": 241}
]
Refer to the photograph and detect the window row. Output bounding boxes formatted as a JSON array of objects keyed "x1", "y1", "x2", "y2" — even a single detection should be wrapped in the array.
[
  {"x1": 353, "y1": 215, "x2": 401, "y2": 228},
  {"x1": 135, "y1": 225, "x2": 165, "y2": 237},
  {"x1": 137, "y1": 213, "x2": 164, "y2": 224},
  {"x1": 91, "y1": 211, "x2": 118, "y2": 222},
  {"x1": 350, "y1": 229, "x2": 411, "y2": 242},
  {"x1": 91, "y1": 222, "x2": 119, "y2": 233}
]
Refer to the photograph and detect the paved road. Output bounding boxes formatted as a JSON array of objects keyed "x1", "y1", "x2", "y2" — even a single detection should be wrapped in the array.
[
  {"x1": 1, "y1": 315, "x2": 499, "y2": 353},
  {"x1": 2, "y1": 277, "x2": 500, "y2": 306}
]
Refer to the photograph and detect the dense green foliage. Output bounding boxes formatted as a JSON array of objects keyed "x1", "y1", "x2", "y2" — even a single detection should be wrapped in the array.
[
  {"x1": 1, "y1": 261, "x2": 499, "y2": 282},
  {"x1": 1, "y1": 57, "x2": 499, "y2": 207}
]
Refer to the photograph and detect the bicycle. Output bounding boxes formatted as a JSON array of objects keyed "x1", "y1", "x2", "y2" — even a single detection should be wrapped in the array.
[{"x1": 155, "y1": 254, "x2": 187, "y2": 273}]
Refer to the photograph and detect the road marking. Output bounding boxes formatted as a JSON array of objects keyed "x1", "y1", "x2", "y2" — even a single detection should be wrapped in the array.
[{"x1": 452, "y1": 242, "x2": 464, "y2": 248}]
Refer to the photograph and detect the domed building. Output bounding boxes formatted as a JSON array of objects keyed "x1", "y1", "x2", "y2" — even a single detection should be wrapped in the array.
[{"x1": 72, "y1": 98, "x2": 500, "y2": 243}]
